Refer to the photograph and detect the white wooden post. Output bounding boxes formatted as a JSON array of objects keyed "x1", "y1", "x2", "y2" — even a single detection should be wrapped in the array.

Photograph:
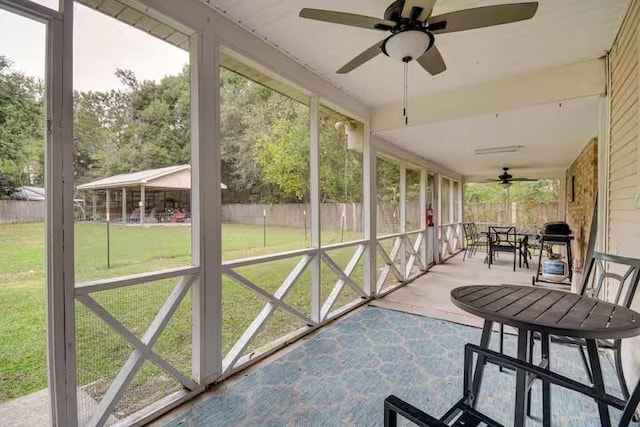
[
  {"x1": 122, "y1": 187, "x2": 127, "y2": 223},
  {"x1": 363, "y1": 122, "x2": 377, "y2": 297},
  {"x1": 449, "y1": 179, "x2": 455, "y2": 225},
  {"x1": 46, "y1": 1, "x2": 78, "y2": 424},
  {"x1": 597, "y1": 92, "x2": 610, "y2": 252},
  {"x1": 557, "y1": 177, "x2": 567, "y2": 221},
  {"x1": 140, "y1": 185, "x2": 146, "y2": 225},
  {"x1": 419, "y1": 169, "x2": 427, "y2": 269},
  {"x1": 399, "y1": 163, "x2": 406, "y2": 279},
  {"x1": 190, "y1": 31, "x2": 220, "y2": 383},
  {"x1": 435, "y1": 173, "x2": 442, "y2": 263},
  {"x1": 399, "y1": 163, "x2": 406, "y2": 234},
  {"x1": 459, "y1": 180, "x2": 464, "y2": 223},
  {"x1": 310, "y1": 96, "x2": 321, "y2": 323},
  {"x1": 105, "y1": 188, "x2": 111, "y2": 222}
]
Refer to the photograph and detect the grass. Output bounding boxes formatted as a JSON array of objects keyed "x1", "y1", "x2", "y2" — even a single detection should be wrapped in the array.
[{"x1": 0, "y1": 221, "x2": 368, "y2": 405}]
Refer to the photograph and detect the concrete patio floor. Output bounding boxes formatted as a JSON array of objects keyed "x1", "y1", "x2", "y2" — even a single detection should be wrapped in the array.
[{"x1": 373, "y1": 250, "x2": 573, "y2": 329}]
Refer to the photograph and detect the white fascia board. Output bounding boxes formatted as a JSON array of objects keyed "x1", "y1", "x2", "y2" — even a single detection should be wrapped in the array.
[
  {"x1": 372, "y1": 136, "x2": 462, "y2": 181},
  {"x1": 127, "y1": 0, "x2": 371, "y2": 122},
  {"x1": 372, "y1": 58, "x2": 606, "y2": 132}
]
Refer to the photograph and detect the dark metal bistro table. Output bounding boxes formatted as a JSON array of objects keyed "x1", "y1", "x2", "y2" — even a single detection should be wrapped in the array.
[{"x1": 451, "y1": 284, "x2": 640, "y2": 427}]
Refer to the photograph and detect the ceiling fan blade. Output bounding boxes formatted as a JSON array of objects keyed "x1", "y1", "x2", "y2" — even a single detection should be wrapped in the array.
[
  {"x1": 428, "y1": 2, "x2": 538, "y2": 34},
  {"x1": 401, "y1": 0, "x2": 437, "y2": 21},
  {"x1": 300, "y1": 8, "x2": 396, "y2": 31},
  {"x1": 510, "y1": 178, "x2": 538, "y2": 182},
  {"x1": 337, "y1": 41, "x2": 384, "y2": 74},
  {"x1": 416, "y1": 45, "x2": 446, "y2": 75}
]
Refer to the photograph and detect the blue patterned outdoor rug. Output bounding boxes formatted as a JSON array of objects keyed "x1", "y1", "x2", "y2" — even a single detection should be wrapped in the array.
[{"x1": 166, "y1": 306, "x2": 636, "y2": 426}]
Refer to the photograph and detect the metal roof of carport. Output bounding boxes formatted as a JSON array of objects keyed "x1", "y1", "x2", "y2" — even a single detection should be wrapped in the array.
[{"x1": 76, "y1": 165, "x2": 227, "y2": 190}]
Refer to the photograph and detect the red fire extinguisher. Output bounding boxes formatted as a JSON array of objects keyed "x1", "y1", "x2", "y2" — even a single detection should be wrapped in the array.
[{"x1": 426, "y1": 203, "x2": 434, "y2": 226}]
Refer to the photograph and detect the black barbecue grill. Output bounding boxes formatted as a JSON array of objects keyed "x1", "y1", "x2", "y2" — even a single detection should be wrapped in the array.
[{"x1": 534, "y1": 221, "x2": 574, "y2": 286}]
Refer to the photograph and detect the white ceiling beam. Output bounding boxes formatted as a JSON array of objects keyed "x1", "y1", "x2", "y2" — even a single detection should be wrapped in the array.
[
  {"x1": 372, "y1": 59, "x2": 605, "y2": 132},
  {"x1": 125, "y1": 0, "x2": 371, "y2": 122}
]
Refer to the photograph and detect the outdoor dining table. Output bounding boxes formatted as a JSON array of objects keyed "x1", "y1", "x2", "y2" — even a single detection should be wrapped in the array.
[
  {"x1": 451, "y1": 284, "x2": 640, "y2": 427},
  {"x1": 480, "y1": 230, "x2": 535, "y2": 268}
]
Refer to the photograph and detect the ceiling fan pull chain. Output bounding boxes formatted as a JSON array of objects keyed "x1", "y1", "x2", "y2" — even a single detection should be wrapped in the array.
[{"x1": 403, "y1": 61, "x2": 408, "y2": 126}]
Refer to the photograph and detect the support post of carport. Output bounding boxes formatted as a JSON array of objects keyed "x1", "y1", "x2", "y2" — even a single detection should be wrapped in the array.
[
  {"x1": 122, "y1": 187, "x2": 127, "y2": 223},
  {"x1": 92, "y1": 191, "x2": 96, "y2": 220},
  {"x1": 140, "y1": 185, "x2": 146, "y2": 226},
  {"x1": 105, "y1": 188, "x2": 111, "y2": 222}
]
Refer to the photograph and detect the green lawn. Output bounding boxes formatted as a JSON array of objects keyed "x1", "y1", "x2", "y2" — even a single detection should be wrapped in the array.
[{"x1": 0, "y1": 222, "x2": 366, "y2": 404}]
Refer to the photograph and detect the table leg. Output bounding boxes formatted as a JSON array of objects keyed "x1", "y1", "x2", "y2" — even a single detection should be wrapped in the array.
[
  {"x1": 471, "y1": 320, "x2": 493, "y2": 408},
  {"x1": 514, "y1": 329, "x2": 529, "y2": 427},
  {"x1": 585, "y1": 339, "x2": 611, "y2": 427},
  {"x1": 541, "y1": 332, "x2": 551, "y2": 427}
]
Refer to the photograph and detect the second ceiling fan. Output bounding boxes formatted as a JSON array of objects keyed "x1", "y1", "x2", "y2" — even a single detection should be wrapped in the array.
[
  {"x1": 299, "y1": 0, "x2": 539, "y2": 75},
  {"x1": 485, "y1": 167, "x2": 537, "y2": 188}
]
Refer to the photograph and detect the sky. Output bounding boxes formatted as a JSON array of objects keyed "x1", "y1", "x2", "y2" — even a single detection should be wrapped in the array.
[{"x1": 0, "y1": 1, "x2": 189, "y2": 91}]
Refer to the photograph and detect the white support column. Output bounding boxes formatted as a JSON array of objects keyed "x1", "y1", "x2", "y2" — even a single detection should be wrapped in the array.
[
  {"x1": 597, "y1": 91, "x2": 610, "y2": 252},
  {"x1": 449, "y1": 180, "x2": 455, "y2": 225},
  {"x1": 399, "y1": 163, "x2": 406, "y2": 234},
  {"x1": 310, "y1": 96, "x2": 321, "y2": 322},
  {"x1": 46, "y1": 1, "x2": 77, "y2": 424},
  {"x1": 105, "y1": 188, "x2": 111, "y2": 222},
  {"x1": 399, "y1": 163, "x2": 407, "y2": 280},
  {"x1": 419, "y1": 169, "x2": 427, "y2": 269},
  {"x1": 557, "y1": 176, "x2": 567, "y2": 221},
  {"x1": 459, "y1": 180, "x2": 464, "y2": 223},
  {"x1": 435, "y1": 173, "x2": 442, "y2": 264},
  {"x1": 190, "y1": 31, "x2": 220, "y2": 383},
  {"x1": 122, "y1": 188, "x2": 127, "y2": 223},
  {"x1": 363, "y1": 122, "x2": 377, "y2": 297},
  {"x1": 140, "y1": 185, "x2": 146, "y2": 226}
]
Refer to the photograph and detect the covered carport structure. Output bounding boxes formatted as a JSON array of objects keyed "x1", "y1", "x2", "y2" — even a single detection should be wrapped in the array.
[
  {"x1": 77, "y1": 165, "x2": 192, "y2": 225},
  {"x1": 77, "y1": 165, "x2": 227, "y2": 224}
]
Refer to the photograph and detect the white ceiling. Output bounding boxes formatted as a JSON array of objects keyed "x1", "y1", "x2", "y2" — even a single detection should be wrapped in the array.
[
  {"x1": 199, "y1": 0, "x2": 627, "y2": 177},
  {"x1": 201, "y1": 0, "x2": 628, "y2": 108},
  {"x1": 377, "y1": 96, "x2": 600, "y2": 179}
]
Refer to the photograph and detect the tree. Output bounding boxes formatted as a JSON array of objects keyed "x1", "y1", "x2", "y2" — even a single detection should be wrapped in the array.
[
  {"x1": 0, "y1": 56, "x2": 43, "y2": 197},
  {"x1": 257, "y1": 115, "x2": 310, "y2": 202}
]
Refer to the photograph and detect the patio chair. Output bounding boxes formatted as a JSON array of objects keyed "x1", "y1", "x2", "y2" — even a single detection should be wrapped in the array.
[
  {"x1": 488, "y1": 226, "x2": 517, "y2": 271},
  {"x1": 551, "y1": 252, "x2": 640, "y2": 401},
  {"x1": 384, "y1": 343, "x2": 640, "y2": 427},
  {"x1": 462, "y1": 223, "x2": 487, "y2": 261}
]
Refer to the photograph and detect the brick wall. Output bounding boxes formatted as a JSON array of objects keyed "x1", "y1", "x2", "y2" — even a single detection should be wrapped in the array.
[{"x1": 565, "y1": 138, "x2": 597, "y2": 270}]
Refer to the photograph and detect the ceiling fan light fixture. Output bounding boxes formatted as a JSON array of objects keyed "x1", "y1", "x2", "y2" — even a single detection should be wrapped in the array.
[
  {"x1": 382, "y1": 30, "x2": 432, "y2": 62},
  {"x1": 500, "y1": 181, "x2": 512, "y2": 189}
]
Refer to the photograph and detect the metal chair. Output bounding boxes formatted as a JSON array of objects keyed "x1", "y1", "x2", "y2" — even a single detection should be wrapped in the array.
[
  {"x1": 488, "y1": 226, "x2": 517, "y2": 271},
  {"x1": 384, "y1": 343, "x2": 640, "y2": 427},
  {"x1": 556, "y1": 252, "x2": 640, "y2": 400},
  {"x1": 462, "y1": 222, "x2": 487, "y2": 261}
]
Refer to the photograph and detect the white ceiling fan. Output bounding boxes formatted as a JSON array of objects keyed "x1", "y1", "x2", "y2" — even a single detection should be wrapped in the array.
[{"x1": 299, "y1": 0, "x2": 539, "y2": 75}]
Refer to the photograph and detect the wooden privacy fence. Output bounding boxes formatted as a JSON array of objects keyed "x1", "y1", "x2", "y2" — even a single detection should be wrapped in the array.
[
  {"x1": 464, "y1": 202, "x2": 557, "y2": 230},
  {"x1": 222, "y1": 202, "x2": 422, "y2": 232},
  {"x1": 0, "y1": 200, "x2": 45, "y2": 223}
]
